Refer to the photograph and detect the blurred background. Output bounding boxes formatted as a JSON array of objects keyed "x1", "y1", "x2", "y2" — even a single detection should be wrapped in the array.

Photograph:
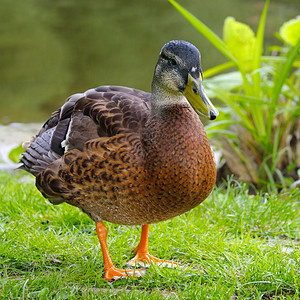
[{"x1": 0, "y1": 0, "x2": 299, "y2": 124}]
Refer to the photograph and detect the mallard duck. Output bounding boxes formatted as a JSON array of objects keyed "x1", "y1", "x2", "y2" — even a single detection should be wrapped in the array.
[{"x1": 20, "y1": 40, "x2": 218, "y2": 281}]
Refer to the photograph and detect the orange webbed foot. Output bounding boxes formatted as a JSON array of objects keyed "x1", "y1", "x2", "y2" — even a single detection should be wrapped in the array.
[
  {"x1": 96, "y1": 222, "x2": 148, "y2": 282},
  {"x1": 104, "y1": 266, "x2": 147, "y2": 281},
  {"x1": 127, "y1": 251, "x2": 179, "y2": 268},
  {"x1": 126, "y1": 224, "x2": 180, "y2": 268}
]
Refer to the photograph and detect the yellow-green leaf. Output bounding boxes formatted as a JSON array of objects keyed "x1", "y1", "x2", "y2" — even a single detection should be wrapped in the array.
[
  {"x1": 223, "y1": 17, "x2": 257, "y2": 72},
  {"x1": 8, "y1": 144, "x2": 24, "y2": 163},
  {"x1": 279, "y1": 17, "x2": 300, "y2": 46}
]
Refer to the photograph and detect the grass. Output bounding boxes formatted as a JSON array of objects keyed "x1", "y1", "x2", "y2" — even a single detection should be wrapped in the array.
[{"x1": 0, "y1": 171, "x2": 299, "y2": 299}]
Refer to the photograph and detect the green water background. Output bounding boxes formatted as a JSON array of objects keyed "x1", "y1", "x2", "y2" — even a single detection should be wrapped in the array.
[{"x1": 0, "y1": 0, "x2": 299, "y2": 123}]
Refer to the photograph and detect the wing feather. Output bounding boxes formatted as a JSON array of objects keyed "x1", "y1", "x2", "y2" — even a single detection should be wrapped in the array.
[{"x1": 20, "y1": 85, "x2": 151, "y2": 181}]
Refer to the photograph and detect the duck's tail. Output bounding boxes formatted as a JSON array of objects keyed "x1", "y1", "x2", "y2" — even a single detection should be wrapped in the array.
[{"x1": 19, "y1": 128, "x2": 61, "y2": 176}]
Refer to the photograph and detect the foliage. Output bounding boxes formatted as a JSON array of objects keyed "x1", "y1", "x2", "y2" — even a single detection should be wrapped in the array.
[
  {"x1": 8, "y1": 144, "x2": 24, "y2": 163},
  {"x1": 169, "y1": 0, "x2": 300, "y2": 191},
  {"x1": 279, "y1": 17, "x2": 300, "y2": 46},
  {"x1": 0, "y1": 171, "x2": 299, "y2": 298}
]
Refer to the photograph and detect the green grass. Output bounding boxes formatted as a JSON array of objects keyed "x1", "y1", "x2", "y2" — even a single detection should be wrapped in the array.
[{"x1": 0, "y1": 171, "x2": 299, "y2": 299}]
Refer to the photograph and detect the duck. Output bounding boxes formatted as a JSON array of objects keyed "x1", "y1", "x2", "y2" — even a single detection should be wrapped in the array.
[{"x1": 20, "y1": 40, "x2": 219, "y2": 281}]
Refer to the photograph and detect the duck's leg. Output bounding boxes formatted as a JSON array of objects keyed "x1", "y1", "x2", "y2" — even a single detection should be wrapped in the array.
[
  {"x1": 127, "y1": 224, "x2": 179, "y2": 268},
  {"x1": 96, "y1": 221, "x2": 146, "y2": 281}
]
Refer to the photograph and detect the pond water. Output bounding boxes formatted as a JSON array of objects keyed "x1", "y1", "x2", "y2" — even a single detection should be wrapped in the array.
[{"x1": 0, "y1": 0, "x2": 299, "y2": 123}]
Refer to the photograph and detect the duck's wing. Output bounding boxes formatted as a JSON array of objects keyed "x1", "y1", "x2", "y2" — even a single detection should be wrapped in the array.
[
  {"x1": 20, "y1": 86, "x2": 151, "y2": 178},
  {"x1": 35, "y1": 131, "x2": 144, "y2": 209}
]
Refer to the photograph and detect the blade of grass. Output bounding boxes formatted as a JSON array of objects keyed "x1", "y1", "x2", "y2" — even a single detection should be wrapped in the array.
[
  {"x1": 205, "y1": 119, "x2": 240, "y2": 130},
  {"x1": 231, "y1": 94, "x2": 270, "y2": 105},
  {"x1": 213, "y1": 91, "x2": 256, "y2": 133},
  {"x1": 271, "y1": 126, "x2": 281, "y2": 173},
  {"x1": 261, "y1": 161, "x2": 276, "y2": 186},
  {"x1": 250, "y1": 0, "x2": 269, "y2": 139},
  {"x1": 206, "y1": 129, "x2": 238, "y2": 139},
  {"x1": 252, "y1": 0, "x2": 269, "y2": 98},
  {"x1": 261, "y1": 55, "x2": 300, "y2": 68},
  {"x1": 275, "y1": 169, "x2": 287, "y2": 189},
  {"x1": 285, "y1": 77, "x2": 300, "y2": 98},
  {"x1": 204, "y1": 62, "x2": 235, "y2": 78},
  {"x1": 168, "y1": 0, "x2": 252, "y2": 98},
  {"x1": 267, "y1": 37, "x2": 300, "y2": 142},
  {"x1": 168, "y1": 0, "x2": 236, "y2": 64},
  {"x1": 210, "y1": 89, "x2": 256, "y2": 133}
]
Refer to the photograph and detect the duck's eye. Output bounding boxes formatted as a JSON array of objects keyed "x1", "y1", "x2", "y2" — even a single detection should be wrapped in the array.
[
  {"x1": 170, "y1": 58, "x2": 177, "y2": 66},
  {"x1": 160, "y1": 52, "x2": 177, "y2": 66}
]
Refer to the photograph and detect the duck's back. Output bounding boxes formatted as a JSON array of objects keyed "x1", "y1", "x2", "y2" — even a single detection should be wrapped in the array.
[{"x1": 20, "y1": 86, "x2": 151, "y2": 205}]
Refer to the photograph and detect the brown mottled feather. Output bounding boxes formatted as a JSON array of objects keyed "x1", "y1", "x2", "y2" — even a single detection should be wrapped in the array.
[{"x1": 21, "y1": 84, "x2": 215, "y2": 225}]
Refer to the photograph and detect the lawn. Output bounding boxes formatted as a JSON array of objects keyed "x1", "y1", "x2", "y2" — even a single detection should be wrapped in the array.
[{"x1": 0, "y1": 171, "x2": 299, "y2": 299}]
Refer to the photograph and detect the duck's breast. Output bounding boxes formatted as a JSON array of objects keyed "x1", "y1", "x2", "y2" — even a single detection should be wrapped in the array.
[{"x1": 139, "y1": 105, "x2": 216, "y2": 222}]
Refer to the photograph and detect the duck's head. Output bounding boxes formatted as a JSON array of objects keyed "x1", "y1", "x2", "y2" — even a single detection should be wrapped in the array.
[{"x1": 152, "y1": 40, "x2": 218, "y2": 120}]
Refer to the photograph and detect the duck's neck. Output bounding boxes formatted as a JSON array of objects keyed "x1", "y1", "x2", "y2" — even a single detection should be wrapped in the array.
[{"x1": 150, "y1": 80, "x2": 188, "y2": 114}]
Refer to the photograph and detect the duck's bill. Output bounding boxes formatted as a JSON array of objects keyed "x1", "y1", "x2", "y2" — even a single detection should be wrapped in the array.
[{"x1": 183, "y1": 74, "x2": 218, "y2": 120}]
